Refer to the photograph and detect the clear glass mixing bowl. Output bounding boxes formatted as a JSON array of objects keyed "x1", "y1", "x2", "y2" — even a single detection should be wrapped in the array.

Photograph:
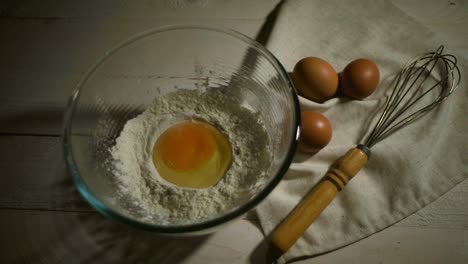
[{"x1": 63, "y1": 26, "x2": 300, "y2": 233}]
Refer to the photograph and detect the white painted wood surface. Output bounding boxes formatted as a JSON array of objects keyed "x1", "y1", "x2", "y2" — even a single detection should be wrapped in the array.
[{"x1": 1, "y1": 0, "x2": 467, "y2": 263}]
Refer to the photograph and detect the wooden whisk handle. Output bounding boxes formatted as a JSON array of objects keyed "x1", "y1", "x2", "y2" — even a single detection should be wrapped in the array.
[{"x1": 271, "y1": 146, "x2": 369, "y2": 254}]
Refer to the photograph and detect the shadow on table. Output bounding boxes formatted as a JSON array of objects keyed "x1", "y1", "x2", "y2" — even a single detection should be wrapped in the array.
[
  {"x1": 0, "y1": 108, "x2": 64, "y2": 135},
  {"x1": 2, "y1": 1, "x2": 287, "y2": 261},
  {"x1": 36, "y1": 162, "x2": 211, "y2": 263},
  {"x1": 246, "y1": 1, "x2": 287, "y2": 263},
  {"x1": 249, "y1": 228, "x2": 283, "y2": 264}
]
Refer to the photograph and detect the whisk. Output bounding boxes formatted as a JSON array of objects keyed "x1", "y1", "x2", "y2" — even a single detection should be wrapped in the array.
[{"x1": 271, "y1": 45, "x2": 461, "y2": 255}]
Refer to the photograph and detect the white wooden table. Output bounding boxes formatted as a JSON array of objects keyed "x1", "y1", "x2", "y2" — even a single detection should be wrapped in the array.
[{"x1": 1, "y1": 1, "x2": 467, "y2": 263}]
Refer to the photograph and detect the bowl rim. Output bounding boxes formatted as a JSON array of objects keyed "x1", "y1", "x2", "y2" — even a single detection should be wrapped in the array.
[{"x1": 63, "y1": 25, "x2": 301, "y2": 233}]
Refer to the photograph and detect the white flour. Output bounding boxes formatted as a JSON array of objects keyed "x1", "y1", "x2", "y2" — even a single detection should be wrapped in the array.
[{"x1": 110, "y1": 88, "x2": 271, "y2": 224}]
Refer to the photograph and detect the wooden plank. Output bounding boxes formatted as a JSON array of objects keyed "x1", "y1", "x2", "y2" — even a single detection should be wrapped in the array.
[
  {"x1": 0, "y1": 210, "x2": 467, "y2": 264},
  {"x1": 0, "y1": 135, "x2": 92, "y2": 211},
  {"x1": 0, "y1": 209, "x2": 467, "y2": 264},
  {"x1": 0, "y1": 0, "x2": 466, "y2": 263},
  {"x1": 0, "y1": 17, "x2": 266, "y2": 75},
  {"x1": 397, "y1": 180, "x2": 468, "y2": 230},
  {"x1": 0, "y1": 210, "x2": 267, "y2": 264},
  {"x1": 0, "y1": 18, "x2": 267, "y2": 135},
  {"x1": 1, "y1": 0, "x2": 280, "y2": 20}
]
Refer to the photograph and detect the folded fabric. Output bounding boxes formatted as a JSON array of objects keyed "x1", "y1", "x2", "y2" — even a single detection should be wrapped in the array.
[{"x1": 254, "y1": 0, "x2": 468, "y2": 263}]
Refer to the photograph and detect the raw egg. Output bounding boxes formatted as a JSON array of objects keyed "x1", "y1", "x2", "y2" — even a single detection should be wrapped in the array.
[
  {"x1": 153, "y1": 119, "x2": 232, "y2": 189},
  {"x1": 292, "y1": 57, "x2": 339, "y2": 103},
  {"x1": 299, "y1": 111, "x2": 333, "y2": 153},
  {"x1": 341, "y1": 58, "x2": 380, "y2": 100}
]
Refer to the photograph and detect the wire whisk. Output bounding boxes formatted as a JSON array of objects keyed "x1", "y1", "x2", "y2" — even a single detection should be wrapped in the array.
[{"x1": 364, "y1": 45, "x2": 461, "y2": 148}]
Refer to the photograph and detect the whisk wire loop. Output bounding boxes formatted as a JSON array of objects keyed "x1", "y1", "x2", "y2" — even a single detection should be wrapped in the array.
[{"x1": 364, "y1": 45, "x2": 460, "y2": 148}]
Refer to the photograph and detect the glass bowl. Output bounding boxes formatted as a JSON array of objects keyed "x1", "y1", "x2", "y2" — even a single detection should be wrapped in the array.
[{"x1": 63, "y1": 26, "x2": 300, "y2": 234}]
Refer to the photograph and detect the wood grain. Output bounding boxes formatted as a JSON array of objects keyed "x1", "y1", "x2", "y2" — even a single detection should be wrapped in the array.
[
  {"x1": 0, "y1": 1, "x2": 280, "y2": 135},
  {"x1": 397, "y1": 180, "x2": 468, "y2": 230},
  {"x1": 0, "y1": 135, "x2": 92, "y2": 211},
  {"x1": 1, "y1": 0, "x2": 468, "y2": 263},
  {"x1": 0, "y1": 210, "x2": 267, "y2": 264},
  {"x1": 272, "y1": 147, "x2": 369, "y2": 253},
  {"x1": 1, "y1": 0, "x2": 280, "y2": 19},
  {"x1": 0, "y1": 18, "x2": 266, "y2": 135}
]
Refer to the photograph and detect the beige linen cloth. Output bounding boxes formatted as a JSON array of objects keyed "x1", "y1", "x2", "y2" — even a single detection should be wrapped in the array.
[{"x1": 253, "y1": 0, "x2": 468, "y2": 263}]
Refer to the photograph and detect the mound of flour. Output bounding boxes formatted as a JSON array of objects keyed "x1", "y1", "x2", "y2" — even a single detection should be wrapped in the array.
[{"x1": 110, "y1": 88, "x2": 271, "y2": 224}]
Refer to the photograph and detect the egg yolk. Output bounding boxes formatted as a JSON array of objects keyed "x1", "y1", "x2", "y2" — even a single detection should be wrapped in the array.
[
  {"x1": 158, "y1": 122, "x2": 216, "y2": 171},
  {"x1": 153, "y1": 120, "x2": 232, "y2": 189}
]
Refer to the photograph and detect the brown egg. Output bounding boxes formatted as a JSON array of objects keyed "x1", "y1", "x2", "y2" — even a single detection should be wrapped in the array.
[
  {"x1": 299, "y1": 111, "x2": 333, "y2": 153},
  {"x1": 341, "y1": 58, "x2": 380, "y2": 100},
  {"x1": 292, "y1": 57, "x2": 339, "y2": 103}
]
